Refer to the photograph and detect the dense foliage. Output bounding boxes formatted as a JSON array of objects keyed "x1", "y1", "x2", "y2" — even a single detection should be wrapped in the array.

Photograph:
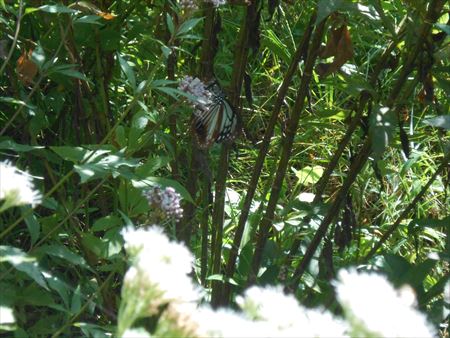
[{"x1": 0, "y1": 0, "x2": 449, "y2": 336}]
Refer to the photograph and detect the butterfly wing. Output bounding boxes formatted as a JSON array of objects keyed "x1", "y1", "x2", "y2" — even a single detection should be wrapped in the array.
[{"x1": 193, "y1": 93, "x2": 238, "y2": 148}]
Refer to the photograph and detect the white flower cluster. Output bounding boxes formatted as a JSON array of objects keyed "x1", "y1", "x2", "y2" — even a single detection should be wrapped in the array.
[
  {"x1": 118, "y1": 226, "x2": 200, "y2": 336},
  {"x1": 144, "y1": 186, "x2": 183, "y2": 221},
  {"x1": 121, "y1": 226, "x2": 198, "y2": 305},
  {"x1": 118, "y1": 227, "x2": 435, "y2": 338},
  {"x1": 183, "y1": 287, "x2": 347, "y2": 337},
  {"x1": 336, "y1": 269, "x2": 435, "y2": 338},
  {"x1": 236, "y1": 286, "x2": 348, "y2": 337},
  {"x1": 0, "y1": 161, "x2": 42, "y2": 211}
]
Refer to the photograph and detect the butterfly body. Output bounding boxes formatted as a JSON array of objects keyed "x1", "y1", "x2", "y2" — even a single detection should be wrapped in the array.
[{"x1": 192, "y1": 82, "x2": 239, "y2": 148}]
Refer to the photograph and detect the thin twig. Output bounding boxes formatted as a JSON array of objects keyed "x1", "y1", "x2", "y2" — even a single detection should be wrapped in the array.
[{"x1": 0, "y1": 0, "x2": 23, "y2": 76}]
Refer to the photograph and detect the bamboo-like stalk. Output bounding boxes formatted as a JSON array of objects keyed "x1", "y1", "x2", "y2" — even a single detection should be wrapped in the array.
[
  {"x1": 220, "y1": 11, "x2": 317, "y2": 305},
  {"x1": 180, "y1": 3, "x2": 217, "y2": 244},
  {"x1": 287, "y1": 0, "x2": 446, "y2": 291},
  {"x1": 246, "y1": 18, "x2": 327, "y2": 286},
  {"x1": 210, "y1": 0, "x2": 260, "y2": 307},
  {"x1": 282, "y1": 34, "x2": 403, "y2": 273}
]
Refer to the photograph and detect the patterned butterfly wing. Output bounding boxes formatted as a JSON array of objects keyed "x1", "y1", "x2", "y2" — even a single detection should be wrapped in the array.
[{"x1": 193, "y1": 87, "x2": 238, "y2": 148}]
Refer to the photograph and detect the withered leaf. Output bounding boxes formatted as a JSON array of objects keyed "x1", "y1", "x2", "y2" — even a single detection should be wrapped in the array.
[
  {"x1": 17, "y1": 50, "x2": 38, "y2": 85},
  {"x1": 317, "y1": 24, "x2": 354, "y2": 78}
]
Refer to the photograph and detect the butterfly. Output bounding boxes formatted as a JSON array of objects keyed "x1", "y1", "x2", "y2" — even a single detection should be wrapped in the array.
[{"x1": 192, "y1": 82, "x2": 239, "y2": 148}]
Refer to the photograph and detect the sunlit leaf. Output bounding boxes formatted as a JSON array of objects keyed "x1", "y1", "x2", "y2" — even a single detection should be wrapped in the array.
[
  {"x1": 423, "y1": 115, "x2": 450, "y2": 130},
  {"x1": 0, "y1": 246, "x2": 48, "y2": 290},
  {"x1": 369, "y1": 105, "x2": 397, "y2": 160}
]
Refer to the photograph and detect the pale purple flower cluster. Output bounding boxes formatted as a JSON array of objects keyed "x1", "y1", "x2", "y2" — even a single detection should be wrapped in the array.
[
  {"x1": 178, "y1": 75, "x2": 213, "y2": 109},
  {"x1": 179, "y1": 0, "x2": 198, "y2": 10},
  {"x1": 179, "y1": 0, "x2": 227, "y2": 10},
  {"x1": 144, "y1": 186, "x2": 183, "y2": 221},
  {"x1": 206, "y1": 0, "x2": 227, "y2": 6}
]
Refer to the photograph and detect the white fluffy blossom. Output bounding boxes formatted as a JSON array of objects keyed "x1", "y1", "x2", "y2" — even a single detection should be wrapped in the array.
[
  {"x1": 187, "y1": 305, "x2": 270, "y2": 337},
  {"x1": 122, "y1": 328, "x2": 151, "y2": 338},
  {"x1": 336, "y1": 269, "x2": 435, "y2": 338},
  {"x1": 118, "y1": 226, "x2": 201, "y2": 336},
  {"x1": 121, "y1": 226, "x2": 199, "y2": 304},
  {"x1": 0, "y1": 161, "x2": 42, "y2": 210},
  {"x1": 237, "y1": 286, "x2": 348, "y2": 337}
]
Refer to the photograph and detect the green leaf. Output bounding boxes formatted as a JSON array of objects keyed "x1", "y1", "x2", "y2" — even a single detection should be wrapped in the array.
[
  {"x1": 42, "y1": 271, "x2": 71, "y2": 308},
  {"x1": 38, "y1": 4, "x2": 76, "y2": 14},
  {"x1": 75, "y1": 322, "x2": 112, "y2": 337},
  {"x1": 316, "y1": 0, "x2": 356, "y2": 24},
  {"x1": 136, "y1": 156, "x2": 171, "y2": 176},
  {"x1": 408, "y1": 216, "x2": 450, "y2": 234},
  {"x1": 154, "y1": 86, "x2": 182, "y2": 99},
  {"x1": 423, "y1": 115, "x2": 450, "y2": 130},
  {"x1": 74, "y1": 153, "x2": 140, "y2": 183},
  {"x1": 74, "y1": 15, "x2": 103, "y2": 25},
  {"x1": 117, "y1": 53, "x2": 136, "y2": 91},
  {"x1": 0, "y1": 97, "x2": 36, "y2": 109},
  {"x1": 51, "y1": 146, "x2": 92, "y2": 162},
  {"x1": 70, "y1": 285, "x2": 82, "y2": 314},
  {"x1": 38, "y1": 244, "x2": 91, "y2": 270},
  {"x1": 404, "y1": 259, "x2": 437, "y2": 290},
  {"x1": 22, "y1": 206, "x2": 40, "y2": 245},
  {"x1": 0, "y1": 246, "x2": 48, "y2": 290},
  {"x1": 176, "y1": 18, "x2": 203, "y2": 37},
  {"x1": 161, "y1": 45, "x2": 172, "y2": 59},
  {"x1": 31, "y1": 44, "x2": 46, "y2": 69},
  {"x1": 166, "y1": 13, "x2": 175, "y2": 36},
  {"x1": 206, "y1": 274, "x2": 225, "y2": 282},
  {"x1": 81, "y1": 233, "x2": 107, "y2": 258},
  {"x1": 369, "y1": 105, "x2": 397, "y2": 160},
  {"x1": 382, "y1": 253, "x2": 411, "y2": 282},
  {"x1": 0, "y1": 139, "x2": 44, "y2": 152},
  {"x1": 52, "y1": 66, "x2": 91, "y2": 83},
  {"x1": 435, "y1": 23, "x2": 450, "y2": 35},
  {"x1": 293, "y1": 165, "x2": 324, "y2": 186},
  {"x1": 92, "y1": 215, "x2": 122, "y2": 232},
  {"x1": 262, "y1": 29, "x2": 290, "y2": 64}
]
